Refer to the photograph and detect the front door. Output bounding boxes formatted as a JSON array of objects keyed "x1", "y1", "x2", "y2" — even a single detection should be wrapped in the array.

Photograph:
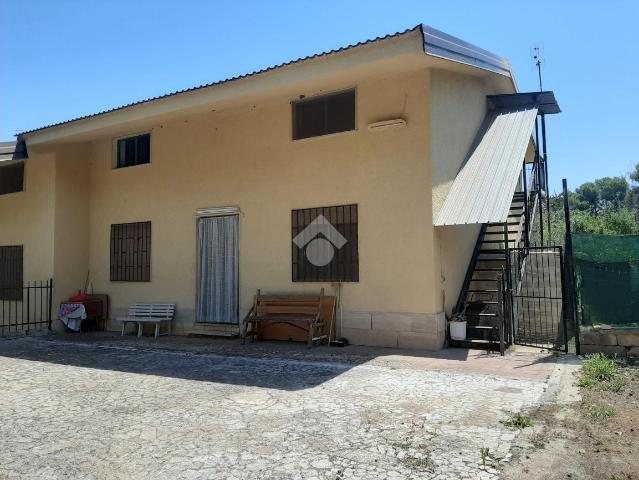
[{"x1": 196, "y1": 215, "x2": 239, "y2": 324}]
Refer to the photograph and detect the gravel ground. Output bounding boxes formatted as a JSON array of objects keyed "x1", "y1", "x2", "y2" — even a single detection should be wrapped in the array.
[{"x1": 0, "y1": 336, "x2": 555, "y2": 480}]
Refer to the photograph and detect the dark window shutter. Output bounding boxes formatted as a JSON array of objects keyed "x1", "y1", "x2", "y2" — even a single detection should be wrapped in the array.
[
  {"x1": 110, "y1": 222, "x2": 151, "y2": 281},
  {"x1": 291, "y1": 204, "x2": 358, "y2": 282},
  {"x1": 0, "y1": 245, "x2": 23, "y2": 300},
  {"x1": 293, "y1": 90, "x2": 355, "y2": 140}
]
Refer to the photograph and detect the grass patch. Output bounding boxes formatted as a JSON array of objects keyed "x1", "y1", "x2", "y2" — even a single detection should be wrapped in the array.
[
  {"x1": 605, "y1": 377, "x2": 628, "y2": 393},
  {"x1": 586, "y1": 403, "x2": 616, "y2": 418},
  {"x1": 480, "y1": 447, "x2": 490, "y2": 467},
  {"x1": 530, "y1": 431, "x2": 547, "y2": 449},
  {"x1": 502, "y1": 412, "x2": 533, "y2": 429},
  {"x1": 580, "y1": 353, "x2": 618, "y2": 384},
  {"x1": 578, "y1": 354, "x2": 628, "y2": 392},
  {"x1": 400, "y1": 455, "x2": 433, "y2": 471}
]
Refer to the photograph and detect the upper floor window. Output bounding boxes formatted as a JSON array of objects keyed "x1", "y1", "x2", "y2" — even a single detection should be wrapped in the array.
[
  {"x1": 0, "y1": 162, "x2": 24, "y2": 195},
  {"x1": 115, "y1": 133, "x2": 150, "y2": 169},
  {"x1": 292, "y1": 90, "x2": 355, "y2": 140}
]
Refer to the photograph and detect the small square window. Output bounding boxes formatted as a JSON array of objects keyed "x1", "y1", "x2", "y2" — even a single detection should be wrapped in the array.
[
  {"x1": 293, "y1": 90, "x2": 355, "y2": 140},
  {"x1": 115, "y1": 133, "x2": 150, "y2": 169},
  {"x1": 0, "y1": 162, "x2": 24, "y2": 195}
]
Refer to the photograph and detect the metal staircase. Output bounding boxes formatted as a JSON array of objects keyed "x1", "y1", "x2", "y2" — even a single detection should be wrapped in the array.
[
  {"x1": 452, "y1": 191, "x2": 525, "y2": 349},
  {"x1": 453, "y1": 161, "x2": 543, "y2": 350}
]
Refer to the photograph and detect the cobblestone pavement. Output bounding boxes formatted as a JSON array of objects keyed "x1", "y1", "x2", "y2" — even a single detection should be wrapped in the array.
[{"x1": 0, "y1": 337, "x2": 553, "y2": 480}]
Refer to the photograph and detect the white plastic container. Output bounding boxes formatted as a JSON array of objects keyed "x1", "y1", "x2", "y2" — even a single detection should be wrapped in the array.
[{"x1": 449, "y1": 320, "x2": 467, "y2": 341}]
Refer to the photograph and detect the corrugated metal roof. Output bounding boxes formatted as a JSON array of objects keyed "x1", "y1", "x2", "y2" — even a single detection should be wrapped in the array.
[
  {"x1": 17, "y1": 26, "x2": 422, "y2": 136},
  {"x1": 0, "y1": 141, "x2": 27, "y2": 163},
  {"x1": 434, "y1": 105, "x2": 538, "y2": 226},
  {"x1": 422, "y1": 25, "x2": 512, "y2": 77},
  {"x1": 18, "y1": 24, "x2": 511, "y2": 137}
]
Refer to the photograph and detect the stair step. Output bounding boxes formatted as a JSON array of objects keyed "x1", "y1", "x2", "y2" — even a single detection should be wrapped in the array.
[
  {"x1": 468, "y1": 325, "x2": 497, "y2": 330},
  {"x1": 488, "y1": 221, "x2": 519, "y2": 226},
  {"x1": 476, "y1": 258, "x2": 506, "y2": 262},
  {"x1": 466, "y1": 289, "x2": 499, "y2": 293},
  {"x1": 466, "y1": 300, "x2": 499, "y2": 305},
  {"x1": 474, "y1": 268, "x2": 504, "y2": 272},
  {"x1": 479, "y1": 249, "x2": 506, "y2": 254},
  {"x1": 470, "y1": 278, "x2": 499, "y2": 282},
  {"x1": 450, "y1": 339, "x2": 500, "y2": 351},
  {"x1": 481, "y1": 239, "x2": 515, "y2": 243}
]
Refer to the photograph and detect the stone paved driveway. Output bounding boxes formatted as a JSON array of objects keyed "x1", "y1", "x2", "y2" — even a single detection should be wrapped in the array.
[{"x1": 0, "y1": 336, "x2": 556, "y2": 480}]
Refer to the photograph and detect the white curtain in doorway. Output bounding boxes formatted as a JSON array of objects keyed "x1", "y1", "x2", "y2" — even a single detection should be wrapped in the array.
[{"x1": 196, "y1": 215, "x2": 239, "y2": 324}]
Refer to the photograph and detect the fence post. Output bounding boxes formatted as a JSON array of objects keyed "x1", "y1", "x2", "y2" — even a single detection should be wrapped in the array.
[
  {"x1": 497, "y1": 270, "x2": 506, "y2": 356},
  {"x1": 48, "y1": 278, "x2": 53, "y2": 331},
  {"x1": 562, "y1": 179, "x2": 580, "y2": 355}
]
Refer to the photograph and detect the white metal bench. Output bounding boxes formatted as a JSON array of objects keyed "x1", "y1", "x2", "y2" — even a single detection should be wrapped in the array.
[{"x1": 118, "y1": 303, "x2": 175, "y2": 339}]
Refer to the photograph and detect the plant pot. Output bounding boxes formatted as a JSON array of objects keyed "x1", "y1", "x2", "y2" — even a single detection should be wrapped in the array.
[{"x1": 450, "y1": 320, "x2": 467, "y2": 341}]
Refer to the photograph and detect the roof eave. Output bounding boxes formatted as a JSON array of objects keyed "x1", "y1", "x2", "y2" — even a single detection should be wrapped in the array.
[{"x1": 19, "y1": 24, "x2": 515, "y2": 145}]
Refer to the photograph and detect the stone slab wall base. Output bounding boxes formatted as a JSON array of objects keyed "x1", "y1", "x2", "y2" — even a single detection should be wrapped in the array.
[
  {"x1": 340, "y1": 310, "x2": 445, "y2": 350},
  {"x1": 579, "y1": 328, "x2": 639, "y2": 357}
]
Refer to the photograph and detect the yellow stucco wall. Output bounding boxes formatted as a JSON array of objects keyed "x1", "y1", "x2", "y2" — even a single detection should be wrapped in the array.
[
  {"x1": 80, "y1": 69, "x2": 436, "y2": 334},
  {"x1": 51, "y1": 144, "x2": 91, "y2": 327},
  {"x1": 430, "y1": 69, "x2": 494, "y2": 316},
  {"x1": 3, "y1": 57, "x2": 515, "y2": 347},
  {"x1": 0, "y1": 151, "x2": 55, "y2": 280}
]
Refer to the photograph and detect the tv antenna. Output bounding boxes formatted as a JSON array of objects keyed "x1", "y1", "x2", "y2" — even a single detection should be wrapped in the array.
[{"x1": 531, "y1": 44, "x2": 544, "y2": 91}]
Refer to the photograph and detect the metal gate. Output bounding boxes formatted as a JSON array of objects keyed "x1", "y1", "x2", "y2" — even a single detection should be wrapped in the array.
[{"x1": 508, "y1": 246, "x2": 568, "y2": 352}]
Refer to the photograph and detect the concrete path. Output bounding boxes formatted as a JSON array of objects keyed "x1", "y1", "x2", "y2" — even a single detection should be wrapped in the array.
[{"x1": 0, "y1": 336, "x2": 560, "y2": 479}]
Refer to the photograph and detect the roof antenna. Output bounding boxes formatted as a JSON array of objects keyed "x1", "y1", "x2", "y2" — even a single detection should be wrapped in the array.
[{"x1": 531, "y1": 43, "x2": 544, "y2": 92}]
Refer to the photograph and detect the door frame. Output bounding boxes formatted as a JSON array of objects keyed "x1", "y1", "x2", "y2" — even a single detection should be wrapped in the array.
[{"x1": 194, "y1": 206, "x2": 241, "y2": 325}]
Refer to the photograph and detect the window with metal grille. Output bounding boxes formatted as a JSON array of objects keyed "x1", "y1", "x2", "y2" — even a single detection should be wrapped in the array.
[
  {"x1": 115, "y1": 133, "x2": 150, "y2": 168},
  {"x1": 0, "y1": 162, "x2": 24, "y2": 195},
  {"x1": 110, "y1": 222, "x2": 151, "y2": 281},
  {"x1": 0, "y1": 245, "x2": 23, "y2": 301},
  {"x1": 292, "y1": 90, "x2": 355, "y2": 140},
  {"x1": 292, "y1": 204, "x2": 358, "y2": 282}
]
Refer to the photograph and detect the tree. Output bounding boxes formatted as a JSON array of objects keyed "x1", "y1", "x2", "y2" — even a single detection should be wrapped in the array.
[
  {"x1": 630, "y1": 162, "x2": 639, "y2": 185},
  {"x1": 595, "y1": 176, "x2": 629, "y2": 209},
  {"x1": 574, "y1": 182, "x2": 599, "y2": 213}
]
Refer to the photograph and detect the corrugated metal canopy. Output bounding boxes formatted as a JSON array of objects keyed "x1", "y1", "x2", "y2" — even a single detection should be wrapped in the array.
[
  {"x1": 488, "y1": 91, "x2": 560, "y2": 115},
  {"x1": 0, "y1": 140, "x2": 27, "y2": 163},
  {"x1": 434, "y1": 105, "x2": 538, "y2": 226}
]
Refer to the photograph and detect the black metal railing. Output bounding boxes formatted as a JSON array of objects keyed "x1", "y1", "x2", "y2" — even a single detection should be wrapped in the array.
[{"x1": 0, "y1": 279, "x2": 53, "y2": 335}]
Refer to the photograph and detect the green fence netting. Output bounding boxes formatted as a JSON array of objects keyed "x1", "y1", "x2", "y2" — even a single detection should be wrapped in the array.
[{"x1": 572, "y1": 233, "x2": 639, "y2": 327}]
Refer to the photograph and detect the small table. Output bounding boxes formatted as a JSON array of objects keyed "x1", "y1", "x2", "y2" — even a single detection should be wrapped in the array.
[{"x1": 60, "y1": 298, "x2": 106, "y2": 332}]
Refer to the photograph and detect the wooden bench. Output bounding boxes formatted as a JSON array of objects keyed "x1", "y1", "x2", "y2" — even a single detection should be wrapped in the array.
[
  {"x1": 242, "y1": 289, "x2": 326, "y2": 347},
  {"x1": 118, "y1": 303, "x2": 175, "y2": 339}
]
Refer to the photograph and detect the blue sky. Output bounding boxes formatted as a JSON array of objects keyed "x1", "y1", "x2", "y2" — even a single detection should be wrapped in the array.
[{"x1": 1, "y1": 0, "x2": 638, "y2": 192}]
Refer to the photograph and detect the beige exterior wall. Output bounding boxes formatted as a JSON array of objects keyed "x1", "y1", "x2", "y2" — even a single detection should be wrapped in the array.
[
  {"x1": 76, "y1": 68, "x2": 442, "y2": 346},
  {"x1": 0, "y1": 151, "x2": 56, "y2": 280},
  {"x1": 430, "y1": 69, "x2": 498, "y2": 317},
  {"x1": 51, "y1": 144, "x2": 91, "y2": 329},
  {"x1": 3, "y1": 55, "x2": 514, "y2": 348}
]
